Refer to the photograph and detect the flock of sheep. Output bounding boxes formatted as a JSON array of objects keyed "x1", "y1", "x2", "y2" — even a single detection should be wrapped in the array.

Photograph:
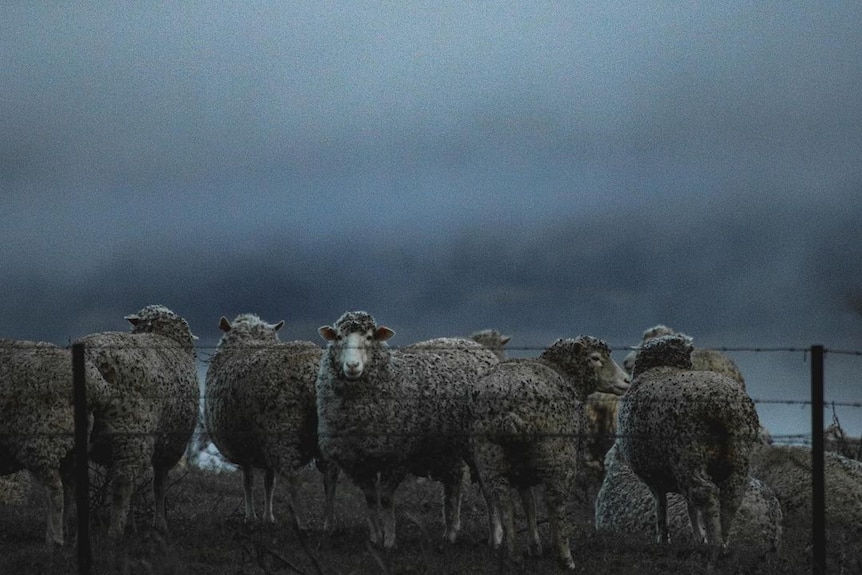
[{"x1": 2, "y1": 305, "x2": 861, "y2": 570}]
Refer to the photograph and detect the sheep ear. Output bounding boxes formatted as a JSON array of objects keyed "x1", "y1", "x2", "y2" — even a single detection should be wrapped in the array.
[
  {"x1": 319, "y1": 326, "x2": 338, "y2": 341},
  {"x1": 273, "y1": 320, "x2": 285, "y2": 331},
  {"x1": 375, "y1": 326, "x2": 396, "y2": 341},
  {"x1": 125, "y1": 315, "x2": 140, "y2": 327},
  {"x1": 219, "y1": 317, "x2": 232, "y2": 332},
  {"x1": 500, "y1": 335, "x2": 512, "y2": 346}
]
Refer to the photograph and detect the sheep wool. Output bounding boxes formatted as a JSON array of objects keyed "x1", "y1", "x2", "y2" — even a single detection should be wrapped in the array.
[
  {"x1": 596, "y1": 443, "x2": 782, "y2": 555},
  {"x1": 316, "y1": 311, "x2": 499, "y2": 549},
  {"x1": 617, "y1": 334, "x2": 761, "y2": 547},
  {"x1": 76, "y1": 304, "x2": 198, "y2": 538},
  {"x1": 204, "y1": 313, "x2": 337, "y2": 529},
  {"x1": 0, "y1": 339, "x2": 108, "y2": 545},
  {"x1": 470, "y1": 336, "x2": 631, "y2": 570}
]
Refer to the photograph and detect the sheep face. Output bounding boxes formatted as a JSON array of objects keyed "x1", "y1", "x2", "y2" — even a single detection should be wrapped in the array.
[
  {"x1": 540, "y1": 336, "x2": 631, "y2": 397},
  {"x1": 318, "y1": 311, "x2": 395, "y2": 380}
]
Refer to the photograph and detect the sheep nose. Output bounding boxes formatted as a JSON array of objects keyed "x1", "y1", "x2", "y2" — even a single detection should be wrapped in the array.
[{"x1": 344, "y1": 361, "x2": 362, "y2": 378}]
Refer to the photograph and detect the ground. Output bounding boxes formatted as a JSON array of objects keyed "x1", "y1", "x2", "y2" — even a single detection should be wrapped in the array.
[{"x1": 0, "y1": 464, "x2": 857, "y2": 574}]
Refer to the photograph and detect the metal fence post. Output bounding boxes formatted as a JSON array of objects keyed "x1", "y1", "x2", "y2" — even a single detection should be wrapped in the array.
[
  {"x1": 810, "y1": 344, "x2": 825, "y2": 575},
  {"x1": 72, "y1": 343, "x2": 91, "y2": 575}
]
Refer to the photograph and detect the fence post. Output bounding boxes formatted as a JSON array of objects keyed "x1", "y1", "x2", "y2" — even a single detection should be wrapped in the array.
[
  {"x1": 72, "y1": 343, "x2": 91, "y2": 575},
  {"x1": 810, "y1": 344, "x2": 825, "y2": 575}
]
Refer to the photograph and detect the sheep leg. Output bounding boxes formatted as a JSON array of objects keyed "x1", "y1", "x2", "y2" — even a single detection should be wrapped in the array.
[
  {"x1": 441, "y1": 465, "x2": 467, "y2": 544},
  {"x1": 378, "y1": 471, "x2": 404, "y2": 549},
  {"x1": 152, "y1": 462, "x2": 171, "y2": 533},
  {"x1": 496, "y1": 484, "x2": 517, "y2": 561},
  {"x1": 241, "y1": 464, "x2": 257, "y2": 522},
  {"x1": 686, "y1": 500, "x2": 707, "y2": 543},
  {"x1": 32, "y1": 468, "x2": 65, "y2": 546},
  {"x1": 318, "y1": 459, "x2": 339, "y2": 533},
  {"x1": 718, "y1": 476, "x2": 747, "y2": 547},
  {"x1": 485, "y1": 493, "x2": 503, "y2": 550},
  {"x1": 108, "y1": 465, "x2": 135, "y2": 538},
  {"x1": 470, "y1": 444, "x2": 504, "y2": 549},
  {"x1": 357, "y1": 474, "x2": 383, "y2": 546},
  {"x1": 545, "y1": 485, "x2": 574, "y2": 570},
  {"x1": 520, "y1": 486, "x2": 542, "y2": 557},
  {"x1": 62, "y1": 472, "x2": 76, "y2": 544},
  {"x1": 687, "y1": 476, "x2": 721, "y2": 546},
  {"x1": 263, "y1": 467, "x2": 277, "y2": 524},
  {"x1": 651, "y1": 489, "x2": 670, "y2": 544}
]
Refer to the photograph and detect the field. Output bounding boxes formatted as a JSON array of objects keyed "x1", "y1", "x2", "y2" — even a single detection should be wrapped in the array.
[{"x1": 1, "y1": 463, "x2": 859, "y2": 575}]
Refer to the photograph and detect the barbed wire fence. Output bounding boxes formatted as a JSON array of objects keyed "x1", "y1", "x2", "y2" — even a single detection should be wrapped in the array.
[{"x1": 1, "y1": 342, "x2": 859, "y2": 574}]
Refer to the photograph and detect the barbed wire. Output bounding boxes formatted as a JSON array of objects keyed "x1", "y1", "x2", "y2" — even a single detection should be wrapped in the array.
[{"x1": 5, "y1": 343, "x2": 861, "y2": 353}]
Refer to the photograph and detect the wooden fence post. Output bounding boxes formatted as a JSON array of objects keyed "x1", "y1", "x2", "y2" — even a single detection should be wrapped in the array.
[
  {"x1": 810, "y1": 344, "x2": 825, "y2": 574},
  {"x1": 72, "y1": 343, "x2": 91, "y2": 575}
]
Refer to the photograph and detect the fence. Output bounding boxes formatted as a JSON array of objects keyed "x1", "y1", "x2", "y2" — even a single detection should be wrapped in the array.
[{"x1": 0, "y1": 342, "x2": 858, "y2": 574}]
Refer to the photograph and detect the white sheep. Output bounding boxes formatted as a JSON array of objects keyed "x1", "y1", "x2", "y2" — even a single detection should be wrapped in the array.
[
  {"x1": 76, "y1": 304, "x2": 198, "y2": 538},
  {"x1": 470, "y1": 335, "x2": 631, "y2": 569},
  {"x1": 0, "y1": 339, "x2": 108, "y2": 545},
  {"x1": 204, "y1": 313, "x2": 338, "y2": 529},
  {"x1": 595, "y1": 443, "x2": 782, "y2": 555},
  {"x1": 316, "y1": 311, "x2": 499, "y2": 548},
  {"x1": 616, "y1": 334, "x2": 761, "y2": 548}
]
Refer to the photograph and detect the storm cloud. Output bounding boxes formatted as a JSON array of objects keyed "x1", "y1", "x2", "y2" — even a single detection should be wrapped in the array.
[{"x1": 2, "y1": 3, "x2": 861, "y2": 438}]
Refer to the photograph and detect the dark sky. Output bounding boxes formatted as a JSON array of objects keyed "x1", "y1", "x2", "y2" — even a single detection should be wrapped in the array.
[{"x1": 2, "y1": 3, "x2": 861, "y2": 438}]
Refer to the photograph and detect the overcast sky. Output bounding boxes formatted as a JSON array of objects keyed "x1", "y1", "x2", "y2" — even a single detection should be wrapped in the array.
[{"x1": 2, "y1": 3, "x2": 861, "y2": 438}]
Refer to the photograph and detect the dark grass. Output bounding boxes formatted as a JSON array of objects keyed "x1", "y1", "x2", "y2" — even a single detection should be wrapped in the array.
[{"x1": 1, "y1": 465, "x2": 859, "y2": 575}]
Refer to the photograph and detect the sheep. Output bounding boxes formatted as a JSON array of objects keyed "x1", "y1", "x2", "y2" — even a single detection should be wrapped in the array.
[
  {"x1": 595, "y1": 443, "x2": 782, "y2": 555},
  {"x1": 204, "y1": 313, "x2": 338, "y2": 529},
  {"x1": 470, "y1": 335, "x2": 631, "y2": 569},
  {"x1": 616, "y1": 334, "x2": 761, "y2": 548},
  {"x1": 75, "y1": 304, "x2": 198, "y2": 538},
  {"x1": 468, "y1": 329, "x2": 511, "y2": 361},
  {"x1": 0, "y1": 339, "x2": 108, "y2": 545},
  {"x1": 316, "y1": 311, "x2": 499, "y2": 549},
  {"x1": 749, "y1": 443, "x2": 862, "y2": 535},
  {"x1": 581, "y1": 324, "x2": 748, "y2": 474},
  {"x1": 622, "y1": 325, "x2": 745, "y2": 387}
]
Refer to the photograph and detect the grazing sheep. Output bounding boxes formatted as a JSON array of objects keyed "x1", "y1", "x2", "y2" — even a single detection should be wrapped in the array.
[
  {"x1": 749, "y1": 444, "x2": 862, "y2": 534},
  {"x1": 76, "y1": 304, "x2": 198, "y2": 538},
  {"x1": 470, "y1": 335, "x2": 631, "y2": 569},
  {"x1": 0, "y1": 339, "x2": 108, "y2": 545},
  {"x1": 617, "y1": 334, "x2": 761, "y2": 548},
  {"x1": 595, "y1": 443, "x2": 782, "y2": 555},
  {"x1": 469, "y1": 329, "x2": 512, "y2": 361},
  {"x1": 204, "y1": 313, "x2": 338, "y2": 529},
  {"x1": 316, "y1": 311, "x2": 499, "y2": 548}
]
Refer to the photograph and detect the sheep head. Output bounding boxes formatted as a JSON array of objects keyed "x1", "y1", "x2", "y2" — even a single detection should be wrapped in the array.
[
  {"x1": 124, "y1": 304, "x2": 197, "y2": 349},
  {"x1": 217, "y1": 313, "x2": 284, "y2": 347},
  {"x1": 469, "y1": 329, "x2": 512, "y2": 360},
  {"x1": 631, "y1": 333, "x2": 694, "y2": 377},
  {"x1": 540, "y1": 335, "x2": 630, "y2": 399},
  {"x1": 319, "y1": 311, "x2": 395, "y2": 380}
]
